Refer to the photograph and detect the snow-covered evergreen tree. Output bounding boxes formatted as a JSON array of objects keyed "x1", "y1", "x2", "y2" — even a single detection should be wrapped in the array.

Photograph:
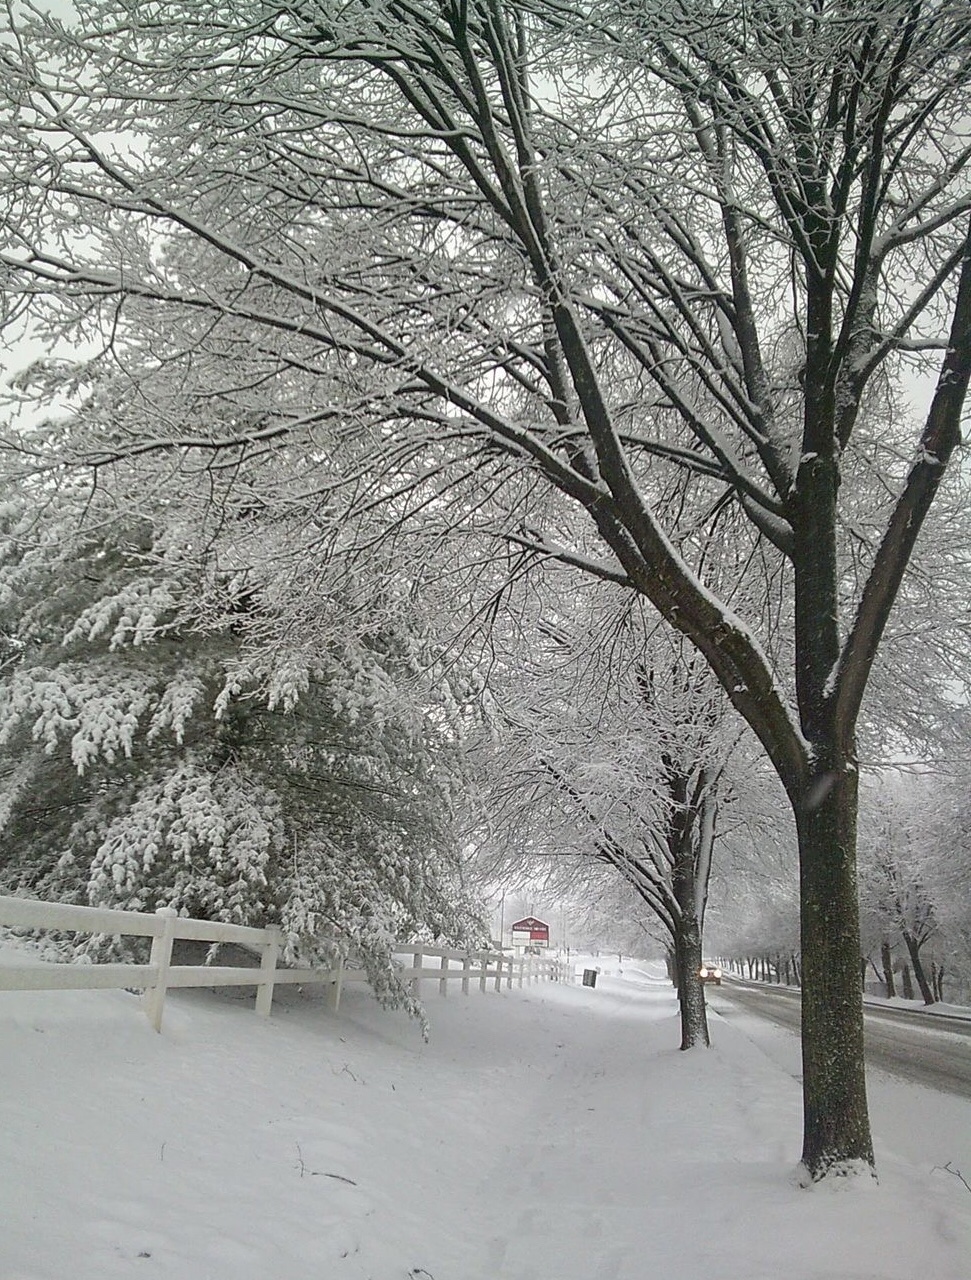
[{"x1": 0, "y1": 478, "x2": 484, "y2": 1006}]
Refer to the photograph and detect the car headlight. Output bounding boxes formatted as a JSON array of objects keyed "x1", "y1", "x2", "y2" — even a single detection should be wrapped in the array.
[{"x1": 713, "y1": 969, "x2": 722, "y2": 978}]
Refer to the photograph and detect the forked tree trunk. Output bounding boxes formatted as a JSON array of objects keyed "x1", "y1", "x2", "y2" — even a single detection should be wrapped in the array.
[
  {"x1": 796, "y1": 764, "x2": 874, "y2": 1178},
  {"x1": 901, "y1": 930, "x2": 935, "y2": 1005}
]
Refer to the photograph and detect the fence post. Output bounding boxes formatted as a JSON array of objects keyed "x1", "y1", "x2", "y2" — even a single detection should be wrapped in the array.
[
  {"x1": 462, "y1": 953, "x2": 471, "y2": 996},
  {"x1": 255, "y1": 924, "x2": 282, "y2": 1016},
  {"x1": 411, "y1": 950, "x2": 423, "y2": 999},
  {"x1": 517, "y1": 958, "x2": 524, "y2": 989},
  {"x1": 326, "y1": 956, "x2": 344, "y2": 1013},
  {"x1": 479, "y1": 951, "x2": 488, "y2": 994},
  {"x1": 145, "y1": 907, "x2": 177, "y2": 1033},
  {"x1": 439, "y1": 953, "x2": 449, "y2": 997}
]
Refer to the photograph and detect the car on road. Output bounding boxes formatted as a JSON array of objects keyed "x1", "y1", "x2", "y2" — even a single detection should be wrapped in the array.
[{"x1": 699, "y1": 963, "x2": 722, "y2": 985}]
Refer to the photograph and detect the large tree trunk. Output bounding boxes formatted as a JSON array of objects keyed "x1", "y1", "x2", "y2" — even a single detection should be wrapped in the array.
[
  {"x1": 788, "y1": 325, "x2": 877, "y2": 1177},
  {"x1": 673, "y1": 914, "x2": 709, "y2": 1050},
  {"x1": 796, "y1": 763, "x2": 874, "y2": 1179}
]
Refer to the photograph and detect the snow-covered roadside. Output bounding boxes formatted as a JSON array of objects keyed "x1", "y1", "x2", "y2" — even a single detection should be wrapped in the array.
[
  {"x1": 864, "y1": 993, "x2": 971, "y2": 1022},
  {"x1": 704, "y1": 982, "x2": 971, "y2": 1178},
  {"x1": 1, "y1": 951, "x2": 969, "y2": 1280}
]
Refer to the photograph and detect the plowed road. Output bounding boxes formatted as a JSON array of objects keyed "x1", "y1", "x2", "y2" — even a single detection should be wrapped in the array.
[{"x1": 710, "y1": 980, "x2": 971, "y2": 1098}]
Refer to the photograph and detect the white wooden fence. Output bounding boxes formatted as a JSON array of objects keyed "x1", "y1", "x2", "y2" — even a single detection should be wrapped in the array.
[{"x1": 0, "y1": 894, "x2": 568, "y2": 1032}]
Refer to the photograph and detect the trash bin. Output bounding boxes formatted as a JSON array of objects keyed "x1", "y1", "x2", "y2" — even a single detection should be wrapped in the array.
[{"x1": 582, "y1": 968, "x2": 598, "y2": 988}]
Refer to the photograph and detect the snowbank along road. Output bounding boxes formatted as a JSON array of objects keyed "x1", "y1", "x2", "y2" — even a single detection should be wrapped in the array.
[{"x1": 711, "y1": 978, "x2": 971, "y2": 1098}]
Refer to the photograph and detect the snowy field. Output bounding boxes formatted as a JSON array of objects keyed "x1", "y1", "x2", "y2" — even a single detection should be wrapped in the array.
[{"x1": 2, "y1": 949, "x2": 970, "y2": 1280}]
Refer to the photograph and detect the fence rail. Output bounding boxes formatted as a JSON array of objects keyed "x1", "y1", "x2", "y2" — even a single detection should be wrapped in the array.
[{"x1": 0, "y1": 894, "x2": 567, "y2": 1031}]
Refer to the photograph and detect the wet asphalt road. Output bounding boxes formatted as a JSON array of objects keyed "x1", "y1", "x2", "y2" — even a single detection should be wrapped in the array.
[{"x1": 710, "y1": 978, "x2": 971, "y2": 1099}]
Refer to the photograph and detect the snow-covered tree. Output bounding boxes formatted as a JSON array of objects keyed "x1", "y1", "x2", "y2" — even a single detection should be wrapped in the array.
[
  {"x1": 927, "y1": 796, "x2": 971, "y2": 1004},
  {"x1": 859, "y1": 770, "x2": 971, "y2": 1005},
  {"x1": 507, "y1": 673, "x2": 725, "y2": 1050},
  {"x1": 463, "y1": 574, "x2": 763, "y2": 1049},
  {"x1": 4, "y1": 0, "x2": 971, "y2": 1179},
  {"x1": 0, "y1": 478, "x2": 484, "y2": 1006}
]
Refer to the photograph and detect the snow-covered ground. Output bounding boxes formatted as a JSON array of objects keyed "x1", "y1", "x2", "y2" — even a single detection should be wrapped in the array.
[{"x1": 2, "y1": 948, "x2": 969, "y2": 1280}]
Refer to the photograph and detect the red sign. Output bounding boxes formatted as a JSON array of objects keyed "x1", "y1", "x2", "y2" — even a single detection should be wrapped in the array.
[{"x1": 510, "y1": 916, "x2": 550, "y2": 943}]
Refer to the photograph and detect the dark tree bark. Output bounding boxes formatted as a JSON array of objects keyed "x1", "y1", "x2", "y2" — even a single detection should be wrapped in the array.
[
  {"x1": 901, "y1": 929, "x2": 935, "y2": 1005},
  {"x1": 673, "y1": 913, "x2": 708, "y2": 1050},
  {"x1": 901, "y1": 966, "x2": 915, "y2": 1000},
  {"x1": 795, "y1": 763, "x2": 872, "y2": 1172},
  {"x1": 666, "y1": 755, "x2": 714, "y2": 1049},
  {"x1": 880, "y1": 941, "x2": 896, "y2": 999}
]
